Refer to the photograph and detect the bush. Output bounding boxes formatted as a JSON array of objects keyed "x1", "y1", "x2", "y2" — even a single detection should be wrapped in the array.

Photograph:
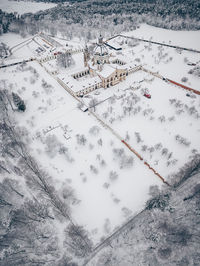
[
  {"x1": 109, "y1": 171, "x2": 118, "y2": 181},
  {"x1": 12, "y1": 92, "x2": 26, "y2": 112},
  {"x1": 146, "y1": 194, "x2": 170, "y2": 211},
  {"x1": 181, "y1": 77, "x2": 188, "y2": 83}
]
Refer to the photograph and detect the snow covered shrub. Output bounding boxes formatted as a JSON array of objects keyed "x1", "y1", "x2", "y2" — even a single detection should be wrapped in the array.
[
  {"x1": 149, "y1": 185, "x2": 160, "y2": 197},
  {"x1": 102, "y1": 112, "x2": 109, "y2": 119},
  {"x1": 188, "y1": 106, "x2": 198, "y2": 116},
  {"x1": 113, "y1": 197, "x2": 120, "y2": 204},
  {"x1": 90, "y1": 165, "x2": 98, "y2": 174},
  {"x1": 141, "y1": 145, "x2": 148, "y2": 152},
  {"x1": 135, "y1": 58, "x2": 141, "y2": 62},
  {"x1": 89, "y1": 143, "x2": 94, "y2": 150},
  {"x1": 168, "y1": 116, "x2": 175, "y2": 122},
  {"x1": 103, "y1": 182, "x2": 110, "y2": 189},
  {"x1": 175, "y1": 135, "x2": 191, "y2": 146},
  {"x1": 76, "y1": 134, "x2": 87, "y2": 145},
  {"x1": 181, "y1": 77, "x2": 188, "y2": 83},
  {"x1": 109, "y1": 171, "x2": 118, "y2": 181},
  {"x1": 166, "y1": 158, "x2": 178, "y2": 167},
  {"x1": 158, "y1": 247, "x2": 172, "y2": 260},
  {"x1": 135, "y1": 132, "x2": 143, "y2": 143},
  {"x1": 45, "y1": 134, "x2": 62, "y2": 158},
  {"x1": 62, "y1": 186, "x2": 76, "y2": 204},
  {"x1": 121, "y1": 207, "x2": 132, "y2": 217},
  {"x1": 146, "y1": 193, "x2": 170, "y2": 211},
  {"x1": 169, "y1": 98, "x2": 176, "y2": 105},
  {"x1": 120, "y1": 156, "x2": 133, "y2": 169},
  {"x1": 113, "y1": 148, "x2": 124, "y2": 158},
  {"x1": 162, "y1": 148, "x2": 168, "y2": 156},
  {"x1": 29, "y1": 76, "x2": 36, "y2": 84},
  {"x1": 109, "y1": 96, "x2": 116, "y2": 104},
  {"x1": 188, "y1": 66, "x2": 200, "y2": 77},
  {"x1": 89, "y1": 126, "x2": 100, "y2": 136},
  {"x1": 168, "y1": 152, "x2": 173, "y2": 159},
  {"x1": 12, "y1": 92, "x2": 26, "y2": 112},
  {"x1": 59, "y1": 145, "x2": 74, "y2": 163},
  {"x1": 158, "y1": 115, "x2": 166, "y2": 123},
  {"x1": 104, "y1": 219, "x2": 111, "y2": 234},
  {"x1": 143, "y1": 108, "x2": 154, "y2": 117},
  {"x1": 113, "y1": 148, "x2": 134, "y2": 169},
  {"x1": 97, "y1": 138, "x2": 103, "y2": 146},
  {"x1": 148, "y1": 147, "x2": 155, "y2": 153},
  {"x1": 125, "y1": 131, "x2": 130, "y2": 141},
  {"x1": 42, "y1": 79, "x2": 53, "y2": 94},
  {"x1": 133, "y1": 106, "x2": 141, "y2": 115},
  {"x1": 176, "y1": 109, "x2": 184, "y2": 115},
  {"x1": 100, "y1": 159, "x2": 106, "y2": 167}
]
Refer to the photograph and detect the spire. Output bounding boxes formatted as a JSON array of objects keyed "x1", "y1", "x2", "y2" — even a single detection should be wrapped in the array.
[{"x1": 98, "y1": 34, "x2": 103, "y2": 44}]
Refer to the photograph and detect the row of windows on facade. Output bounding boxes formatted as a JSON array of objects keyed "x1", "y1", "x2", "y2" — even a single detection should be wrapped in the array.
[
  {"x1": 73, "y1": 69, "x2": 90, "y2": 79},
  {"x1": 76, "y1": 83, "x2": 102, "y2": 95},
  {"x1": 105, "y1": 72, "x2": 127, "y2": 83}
]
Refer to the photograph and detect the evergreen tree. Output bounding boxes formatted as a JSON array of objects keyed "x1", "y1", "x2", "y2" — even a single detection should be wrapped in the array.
[{"x1": 12, "y1": 92, "x2": 26, "y2": 112}]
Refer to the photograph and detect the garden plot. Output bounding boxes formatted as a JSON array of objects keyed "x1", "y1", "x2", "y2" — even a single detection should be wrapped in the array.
[
  {"x1": 0, "y1": 61, "x2": 162, "y2": 244},
  {"x1": 130, "y1": 41, "x2": 200, "y2": 91},
  {"x1": 110, "y1": 31, "x2": 200, "y2": 91},
  {"x1": 93, "y1": 74, "x2": 200, "y2": 179}
]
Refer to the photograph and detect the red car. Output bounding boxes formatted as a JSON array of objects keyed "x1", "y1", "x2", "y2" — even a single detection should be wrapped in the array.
[{"x1": 144, "y1": 93, "x2": 151, "y2": 99}]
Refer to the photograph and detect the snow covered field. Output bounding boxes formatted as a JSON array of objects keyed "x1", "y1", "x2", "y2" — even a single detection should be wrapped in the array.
[
  {"x1": 1, "y1": 25, "x2": 200, "y2": 244},
  {"x1": 0, "y1": 0, "x2": 56, "y2": 15},
  {"x1": 124, "y1": 24, "x2": 200, "y2": 50},
  {"x1": 87, "y1": 72, "x2": 200, "y2": 179},
  {"x1": 108, "y1": 34, "x2": 200, "y2": 91},
  {"x1": 0, "y1": 61, "x2": 162, "y2": 244}
]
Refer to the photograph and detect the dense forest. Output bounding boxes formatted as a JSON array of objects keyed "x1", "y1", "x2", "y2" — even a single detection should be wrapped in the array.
[{"x1": 0, "y1": 0, "x2": 200, "y2": 38}]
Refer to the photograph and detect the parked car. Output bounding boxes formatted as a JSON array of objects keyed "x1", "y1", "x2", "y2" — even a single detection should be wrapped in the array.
[{"x1": 144, "y1": 93, "x2": 151, "y2": 99}]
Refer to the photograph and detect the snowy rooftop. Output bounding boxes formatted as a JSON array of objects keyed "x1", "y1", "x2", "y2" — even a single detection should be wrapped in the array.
[
  {"x1": 57, "y1": 74, "x2": 102, "y2": 93},
  {"x1": 68, "y1": 66, "x2": 89, "y2": 76},
  {"x1": 96, "y1": 65, "x2": 116, "y2": 78}
]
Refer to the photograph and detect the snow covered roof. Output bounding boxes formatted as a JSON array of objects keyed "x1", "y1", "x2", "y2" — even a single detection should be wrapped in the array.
[
  {"x1": 96, "y1": 65, "x2": 116, "y2": 78},
  {"x1": 68, "y1": 66, "x2": 89, "y2": 76},
  {"x1": 57, "y1": 74, "x2": 102, "y2": 93}
]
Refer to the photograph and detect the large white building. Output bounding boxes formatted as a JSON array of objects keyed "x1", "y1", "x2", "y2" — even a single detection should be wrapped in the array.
[{"x1": 57, "y1": 35, "x2": 141, "y2": 97}]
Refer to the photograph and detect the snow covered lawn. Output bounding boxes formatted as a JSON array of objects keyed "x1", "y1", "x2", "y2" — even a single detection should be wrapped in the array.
[
  {"x1": 0, "y1": 61, "x2": 162, "y2": 244},
  {"x1": 108, "y1": 29, "x2": 200, "y2": 91},
  {"x1": 0, "y1": 0, "x2": 56, "y2": 15},
  {"x1": 91, "y1": 73, "x2": 200, "y2": 179},
  {"x1": 124, "y1": 24, "x2": 200, "y2": 51}
]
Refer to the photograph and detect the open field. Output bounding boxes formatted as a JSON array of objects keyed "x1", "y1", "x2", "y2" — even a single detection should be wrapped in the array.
[
  {"x1": 0, "y1": 61, "x2": 162, "y2": 244},
  {"x1": 1, "y1": 24, "x2": 200, "y2": 249},
  {"x1": 86, "y1": 72, "x2": 200, "y2": 179},
  {"x1": 0, "y1": 0, "x2": 56, "y2": 15}
]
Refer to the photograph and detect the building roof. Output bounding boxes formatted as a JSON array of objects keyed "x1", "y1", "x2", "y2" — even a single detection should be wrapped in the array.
[
  {"x1": 57, "y1": 74, "x2": 102, "y2": 93},
  {"x1": 96, "y1": 65, "x2": 116, "y2": 79}
]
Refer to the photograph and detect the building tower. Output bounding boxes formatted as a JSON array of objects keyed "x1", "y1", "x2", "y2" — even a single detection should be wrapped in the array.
[
  {"x1": 93, "y1": 34, "x2": 110, "y2": 69},
  {"x1": 84, "y1": 45, "x2": 90, "y2": 67}
]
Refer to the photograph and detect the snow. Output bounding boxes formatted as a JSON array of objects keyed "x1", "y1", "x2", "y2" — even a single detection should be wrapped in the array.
[
  {"x1": 96, "y1": 64, "x2": 116, "y2": 78},
  {"x1": 90, "y1": 72, "x2": 200, "y2": 179},
  {"x1": 0, "y1": 0, "x2": 56, "y2": 15},
  {"x1": 107, "y1": 32, "x2": 200, "y2": 91},
  {"x1": 0, "y1": 60, "x2": 162, "y2": 244},
  {"x1": 124, "y1": 23, "x2": 200, "y2": 51},
  {"x1": 1, "y1": 26, "x2": 200, "y2": 245}
]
